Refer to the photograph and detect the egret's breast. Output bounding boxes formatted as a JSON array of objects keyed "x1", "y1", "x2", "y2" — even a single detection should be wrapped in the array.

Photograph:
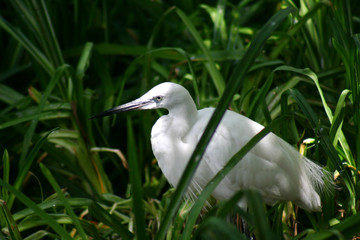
[{"x1": 151, "y1": 115, "x2": 195, "y2": 187}]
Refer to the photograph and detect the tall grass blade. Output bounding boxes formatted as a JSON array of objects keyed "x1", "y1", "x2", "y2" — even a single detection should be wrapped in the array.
[
  {"x1": 1, "y1": 150, "x2": 10, "y2": 202},
  {"x1": 0, "y1": 150, "x2": 11, "y2": 235},
  {"x1": 247, "y1": 70, "x2": 274, "y2": 119},
  {"x1": 329, "y1": 90, "x2": 351, "y2": 145},
  {"x1": 75, "y1": 42, "x2": 94, "y2": 105},
  {"x1": 126, "y1": 117, "x2": 148, "y2": 240}
]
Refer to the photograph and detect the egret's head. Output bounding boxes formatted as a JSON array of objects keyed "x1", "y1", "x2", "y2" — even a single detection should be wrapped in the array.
[
  {"x1": 90, "y1": 82, "x2": 191, "y2": 119},
  {"x1": 139, "y1": 82, "x2": 190, "y2": 110}
]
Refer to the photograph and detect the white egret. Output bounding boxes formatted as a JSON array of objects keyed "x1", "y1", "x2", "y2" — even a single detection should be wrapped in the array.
[{"x1": 91, "y1": 82, "x2": 330, "y2": 211}]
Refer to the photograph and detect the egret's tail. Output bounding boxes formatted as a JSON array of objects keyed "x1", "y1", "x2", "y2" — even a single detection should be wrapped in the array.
[{"x1": 303, "y1": 157, "x2": 334, "y2": 196}]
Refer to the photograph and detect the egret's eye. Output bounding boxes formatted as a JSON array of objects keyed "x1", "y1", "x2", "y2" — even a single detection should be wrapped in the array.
[{"x1": 153, "y1": 95, "x2": 163, "y2": 103}]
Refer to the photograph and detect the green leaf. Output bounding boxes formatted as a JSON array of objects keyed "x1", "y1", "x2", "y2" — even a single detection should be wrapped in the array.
[{"x1": 329, "y1": 89, "x2": 351, "y2": 145}]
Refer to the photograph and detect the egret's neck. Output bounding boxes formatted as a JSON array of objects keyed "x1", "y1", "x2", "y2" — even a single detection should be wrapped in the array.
[{"x1": 167, "y1": 98, "x2": 198, "y2": 137}]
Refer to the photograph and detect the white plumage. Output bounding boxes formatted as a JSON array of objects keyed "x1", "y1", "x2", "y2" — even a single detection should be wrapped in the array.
[{"x1": 91, "y1": 82, "x2": 330, "y2": 211}]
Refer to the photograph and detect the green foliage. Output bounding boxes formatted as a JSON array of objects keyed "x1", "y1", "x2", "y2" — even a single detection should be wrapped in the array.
[{"x1": 0, "y1": 0, "x2": 360, "y2": 239}]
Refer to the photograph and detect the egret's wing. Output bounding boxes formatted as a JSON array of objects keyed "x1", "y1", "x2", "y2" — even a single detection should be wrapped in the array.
[
  {"x1": 197, "y1": 109, "x2": 265, "y2": 179},
  {"x1": 197, "y1": 110, "x2": 322, "y2": 210},
  {"x1": 192, "y1": 109, "x2": 256, "y2": 199},
  {"x1": 202, "y1": 126, "x2": 312, "y2": 207}
]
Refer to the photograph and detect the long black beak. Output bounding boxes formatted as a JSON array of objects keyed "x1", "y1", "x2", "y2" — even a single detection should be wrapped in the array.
[{"x1": 90, "y1": 98, "x2": 151, "y2": 119}]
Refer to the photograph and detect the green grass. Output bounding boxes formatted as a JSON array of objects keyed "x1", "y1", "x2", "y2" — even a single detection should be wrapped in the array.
[{"x1": 0, "y1": 0, "x2": 360, "y2": 239}]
